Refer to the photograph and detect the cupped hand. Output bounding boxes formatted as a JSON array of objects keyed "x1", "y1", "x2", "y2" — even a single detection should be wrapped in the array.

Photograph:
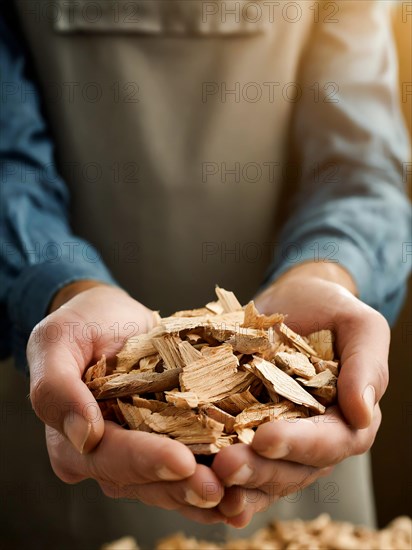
[
  {"x1": 27, "y1": 284, "x2": 225, "y2": 524},
  {"x1": 212, "y1": 263, "x2": 389, "y2": 527}
]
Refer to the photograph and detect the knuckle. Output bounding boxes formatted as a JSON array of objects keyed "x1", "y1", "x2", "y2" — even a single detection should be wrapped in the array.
[{"x1": 29, "y1": 376, "x2": 51, "y2": 419}]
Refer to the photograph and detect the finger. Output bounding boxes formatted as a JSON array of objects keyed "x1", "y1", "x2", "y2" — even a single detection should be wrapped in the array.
[
  {"x1": 28, "y1": 312, "x2": 104, "y2": 454},
  {"x1": 47, "y1": 421, "x2": 197, "y2": 485},
  {"x1": 100, "y1": 464, "x2": 224, "y2": 511},
  {"x1": 218, "y1": 486, "x2": 271, "y2": 528},
  {"x1": 336, "y1": 307, "x2": 390, "y2": 429},
  {"x1": 252, "y1": 406, "x2": 381, "y2": 467},
  {"x1": 212, "y1": 444, "x2": 320, "y2": 493}
]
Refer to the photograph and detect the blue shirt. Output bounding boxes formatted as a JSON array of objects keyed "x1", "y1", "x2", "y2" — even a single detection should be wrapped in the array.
[{"x1": 1, "y1": 2, "x2": 411, "y2": 372}]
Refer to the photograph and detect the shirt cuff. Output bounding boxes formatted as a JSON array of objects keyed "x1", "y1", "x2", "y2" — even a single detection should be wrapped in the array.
[{"x1": 8, "y1": 257, "x2": 118, "y2": 373}]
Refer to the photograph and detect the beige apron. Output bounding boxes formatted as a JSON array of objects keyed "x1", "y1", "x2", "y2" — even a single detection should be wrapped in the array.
[{"x1": 12, "y1": 1, "x2": 376, "y2": 547}]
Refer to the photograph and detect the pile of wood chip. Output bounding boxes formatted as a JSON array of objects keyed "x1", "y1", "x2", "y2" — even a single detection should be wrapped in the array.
[
  {"x1": 102, "y1": 514, "x2": 412, "y2": 550},
  {"x1": 85, "y1": 287, "x2": 339, "y2": 454}
]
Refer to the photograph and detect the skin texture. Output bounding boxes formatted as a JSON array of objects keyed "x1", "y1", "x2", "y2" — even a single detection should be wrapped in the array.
[{"x1": 27, "y1": 262, "x2": 390, "y2": 527}]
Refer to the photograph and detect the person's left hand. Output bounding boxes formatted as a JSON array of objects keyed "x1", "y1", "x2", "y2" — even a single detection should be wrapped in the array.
[{"x1": 212, "y1": 262, "x2": 389, "y2": 527}]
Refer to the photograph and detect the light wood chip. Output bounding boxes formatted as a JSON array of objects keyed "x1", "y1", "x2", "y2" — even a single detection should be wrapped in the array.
[
  {"x1": 178, "y1": 341, "x2": 202, "y2": 365},
  {"x1": 84, "y1": 354, "x2": 107, "y2": 383},
  {"x1": 215, "y1": 390, "x2": 260, "y2": 415},
  {"x1": 236, "y1": 428, "x2": 255, "y2": 445},
  {"x1": 200, "y1": 404, "x2": 236, "y2": 433},
  {"x1": 250, "y1": 357, "x2": 325, "y2": 414},
  {"x1": 139, "y1": 354, "x2": 161, "y2": 372},
  {"x1": 152, "y1": 335, "x2": 185, "y2": 370},
  {"x1": 227, "y1": 330, "x2": 271, "y2": 354},
  {"x1": 117, "y1": 400, "x2": 152, "y2": 430},
  {"x1": 93, "y1": 368, "x2": 182, "y2": 399},
  {"x1": 311, "y1": 358, "x2": 339, "y2": 377},
  {"x1": 116, "y1": 333, "x2": 158, "y2": 372},
  {"x1": 311, "y1": 385, "x2": 337, "y2": 406},
  {"x1": 131, "y1": 396, "x2": 168, "y2": 412},
  {"x1": 307, "y1": 330, "x2": 335, "y2": 360},
  {"x1": 145, "y1": 408, "x2": 224, "y2": 445},
  {"x1": 299, "y1": 369, "x2": 336, "y2": 388},
  {"x1": 274, "y1": 352, "x2": 316, "y2": 379},
  {"x1": 205, "y1": 301, "x2": 224, "y2": 315},
  {"x1": 242, "y1": 301, "x2": 284, "y2": 329},
  {"x1": 165, "y1": 390, "x2": 200, "y2": 409},
  {"x1": 279, "y1": 323, "x2": 318, "y2": 357},
  {"x1": 234, "y1": 401, "x2": 302, "y2": 430},
  {"x1": 215, "y1": 286, "x2": 243, "y2": 312},
  {"x1": 172, "y1": 308, "x2": 211, "y2": 318}
]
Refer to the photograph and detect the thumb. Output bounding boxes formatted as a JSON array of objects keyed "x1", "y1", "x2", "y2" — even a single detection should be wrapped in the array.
[{"x1": 27, "y1": 316, "x2": 104, "y2": 454}]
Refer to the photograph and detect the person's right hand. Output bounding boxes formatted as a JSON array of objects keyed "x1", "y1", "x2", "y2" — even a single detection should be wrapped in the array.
[{"x1": 27, "y1": 283, "x2": 225, "y2": 524}]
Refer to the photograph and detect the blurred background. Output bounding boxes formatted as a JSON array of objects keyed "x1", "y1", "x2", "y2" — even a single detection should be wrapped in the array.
[
  {"x1": 370, "y1": 2, "x2": 412, "y2": 527},
  {"x1": 0, "y1": 2, "x2": 411, "y2": 547}
]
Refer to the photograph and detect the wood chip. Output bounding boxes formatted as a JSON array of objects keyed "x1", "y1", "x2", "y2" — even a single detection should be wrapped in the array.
[
  {"x1": 116, "y1": 333, "x2": 158, "y2": 372},
  {"x1": 279, "y1": 323, "x2": 318, "y2": 357},
  {"x1": 145, "y1": 408, "x2": 224, "y2": 445},
  {"x1": 242, "y1": 301, "x2": 284, "y2": 329},
  {"x1": 234, "y1": 401, "x2": 302, "y2": 430},
  {"x1": 178, "y1": 341, "x2": 202, "y2": 365},
  {"x1": 138, "y1": 354, "x2": 161, "y2": 372},
  {"x1": 249, "y1": 357, "x2": 325, "y2": 414},
  {"x1": 84, "y1": 354, "x2": 107, "y2": 383},
  {"x1": 165, "y1": 390, "x2": 200, "y2": 409},
  {"x1": 131, "y1": 396, "x2": 168, "y2": 412},
  {"x1": 117, "y1": 400, "x2": 152, "y2": 430},
  {"x1": 299, "y1": 369, "x2": 336, "y2": 388},
  {"x1": 236, "y1": 428, "x2": 255, "y2": 444},
  {"x1": 215, "y1": 285, "x2": 242, "y2": 312},
  {"x1": 312, "y1": 357, "x2": 340, "y2": 377},
  {"x1": 205, "y1": 300, "x2": 224, "y2": 315},
  {"x1": 214, "y1": 390, "x2": 260, "y2": 415},
  {"x1": 93, "y1": 368, "x2": 182, "y2": 399},
  {"x1": 226, "y1": 329, "x2": 271, "y2": 354},
  {"x1": 152, "y1": 335, "x2": 185, "y2": 370},
  {"x1": 200, "y1": 404, "x2": 236, "y2": 433},
  {"x1": 274, "y1": 351, "x2": 316, "y2": 379},
  {"x1": 307, "y1": 329, "x2": 335, "y2": 360}
]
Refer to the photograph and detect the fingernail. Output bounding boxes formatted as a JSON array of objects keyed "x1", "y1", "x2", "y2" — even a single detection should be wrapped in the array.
[
  {"x1": 225, "y1": 464, "x2": 253, "y2": 487},
  {"x1": 156, "y1": 466, "x2": 183, "y2": 481},
  {"x1": 362, "y1": 385, "x2": 375, "y2": 424},
  {"x1": 257, "y1": 441, "x2": 290, "y2": 460},
  {"x1": 63, "y1": 412, "x2": 91, "y2": 454},
  {"x1": 184, "y1": 489, "x2": 220, "y2": 509}
]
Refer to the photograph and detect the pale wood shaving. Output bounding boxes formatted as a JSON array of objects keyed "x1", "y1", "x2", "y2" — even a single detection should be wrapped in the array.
[
  {"x1": 234, "y1": 401, "x2": 303, "y2": 430},
  {"x1": 227, "y1": 330, "x2": 271, "y2": 354},
  {"x1": 242, "y1": 301, "x2": 284, "y2": 329},
  {"x1": 178, "y1": 341, "x2": 202, "y2": 365},
  {"x1": 200, "y1": 404, "x2": 236, "y2": 433},
  {"x1": 165, "y1": 390, "x2": 200, "y2": 409},
  {"x1": 116, "y1": 333, "x2": 158, "y2": 372},
  {"x1": 307, "y1": 329, "x2": 335, "y2": 360},
  {"x1": 236, "y1": 427, "x2": 255, "y2": 444},
  {"x1": 117, "y1": 400, "x2": 151, "y2": 430},
  {"x1": 139, "y1": 353, "x2": 161, "y2": 372},
  {"x1": 274, "y1": 351, "x2": 316, "y2": 379},
  {"x1": 93, "y1": 368, "x2": 182, "y2": 399},
  {"x1": 249, "y1": 357, "x2": 325, "y2": 414},
  {"x1": 145, "y1": 408, "x2": 224, "y2": 445},
  {"x1": 311, "y1": 357, "x2": 339, "y2": 377},
  {"x1": 172, "y1": 307, "x2": 211, "y2": 317},
  {"x1": 215, "y1": 285, "x2": 242, "y2": 312},
  {"x1": 84, "y1": 354, "x2": 106, "y2": 383},
  {"x1": 279, "y1": 323, "x2": 318, "y2": 357},
  {"x1": 152, "y1": 335, "x2": 185, "y2": 370},
  {"x1": 131, "y1": 396, "x2": 168, "y2": 412},
  {"x1": 299, "y1": 369, "x2": 336, "y2": 388},
  {"x1": 205, "y1": 300, "x2": 224, "y2": 315},
  {"x1": 214, "y1": 390, "x2": 260, "y2": 415}
]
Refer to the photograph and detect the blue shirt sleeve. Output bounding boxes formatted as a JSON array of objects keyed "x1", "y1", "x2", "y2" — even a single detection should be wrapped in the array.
[
  {"x1": 262, "y1": 1, "x2": 412, "y2": 326},
  {"x1": 0, "y1": 11, "x2": 118, "y2": 372}
]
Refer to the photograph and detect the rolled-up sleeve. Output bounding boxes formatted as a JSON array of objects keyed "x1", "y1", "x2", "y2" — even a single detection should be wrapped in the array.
[
  {"x1": 263, "y1": 0, "x2": 412, "y2": 325},
  {"x1": 0, "y1": 13, "x2": 117, "y2": 371}
]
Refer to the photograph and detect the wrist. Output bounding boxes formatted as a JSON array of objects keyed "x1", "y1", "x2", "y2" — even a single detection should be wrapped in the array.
[
  {"x1": 49, "y1": 280, "x2": 112, "y2": 313},
  {"x1": 272, "y1": 262, "x2": 358, "y2": 295}
]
